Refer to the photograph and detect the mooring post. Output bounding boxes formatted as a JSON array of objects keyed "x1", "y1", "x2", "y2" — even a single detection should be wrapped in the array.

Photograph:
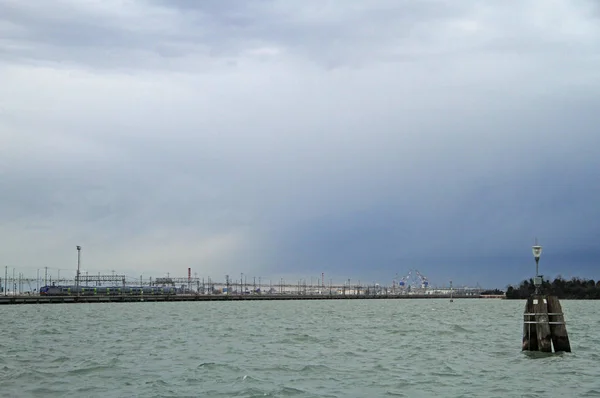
[{"x1": 522, "y1": 242, "x2": 571, "y2": 353}]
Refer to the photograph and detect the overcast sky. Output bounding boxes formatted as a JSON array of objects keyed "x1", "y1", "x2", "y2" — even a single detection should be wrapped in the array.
[{"x1": 1, "y1": 0, "x2": 599, "y2": 288}]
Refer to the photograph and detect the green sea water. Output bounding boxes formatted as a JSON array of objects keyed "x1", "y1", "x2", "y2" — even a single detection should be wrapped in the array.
[{"x1": 1, "y1": 299, "x2": 598, "y2": 397}]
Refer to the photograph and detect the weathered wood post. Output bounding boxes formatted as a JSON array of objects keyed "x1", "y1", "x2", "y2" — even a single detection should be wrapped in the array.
[
  {"x1": 522, "y1": 297, "x2": 538, "y2": 351},
  {"x1": 546, "y1": 295, "x2": 571, "y2": 352},
  {"x1": 522, "y1": 243, "x2": 571, "y2": 353}
]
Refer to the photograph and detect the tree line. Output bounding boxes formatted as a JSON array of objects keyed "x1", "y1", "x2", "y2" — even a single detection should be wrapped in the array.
[
  {"x1": 506, "y1": 277, "x2": 600, "y2": 299},
  {"x1": 481, "y1": 289, "x2": 504, "y2": 295}
]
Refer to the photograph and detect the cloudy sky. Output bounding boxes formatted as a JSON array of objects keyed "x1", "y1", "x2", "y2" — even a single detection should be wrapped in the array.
[{"x1": 1, "y1": 0, "x2": 599, "y2": 288}]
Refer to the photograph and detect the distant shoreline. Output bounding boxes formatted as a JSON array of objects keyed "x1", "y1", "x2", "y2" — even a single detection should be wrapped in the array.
[{"x1": 0, "y1": 293, "x2": 505, "y2": 305}]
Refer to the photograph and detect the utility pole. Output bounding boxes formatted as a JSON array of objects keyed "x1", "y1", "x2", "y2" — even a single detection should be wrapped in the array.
[
  {"x1": 4, "y1": 266, "x2": 7, "y2": 296},
  {"x1": 76, "y1": 246, "x2": 82, "y2": 297},
  {"x1": 76, "y1": 246, "x2": 81, "y2": 288}
]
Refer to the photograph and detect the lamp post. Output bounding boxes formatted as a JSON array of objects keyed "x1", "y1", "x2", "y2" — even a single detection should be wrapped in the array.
[{"x1": 532, "y1": 243, "x2": 543, "y2": 294}]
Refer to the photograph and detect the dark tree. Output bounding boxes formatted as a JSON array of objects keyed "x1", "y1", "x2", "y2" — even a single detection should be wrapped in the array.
[
  {"x1": 481, "y1": 289, "x2": 504, "y2": 295},
  {"x1": 506, "y1": 277, "x2": 600, "y2": 299}
]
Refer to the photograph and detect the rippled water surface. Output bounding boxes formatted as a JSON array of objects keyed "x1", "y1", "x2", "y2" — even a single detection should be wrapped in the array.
[{"x1": 1, "y1": 299, "x2": 598, "y2": 397}]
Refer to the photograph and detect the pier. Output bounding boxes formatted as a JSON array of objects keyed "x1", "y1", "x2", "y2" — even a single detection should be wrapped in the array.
[{"x1": 0, "y1": 292, "x2": 496, "y2": 305}]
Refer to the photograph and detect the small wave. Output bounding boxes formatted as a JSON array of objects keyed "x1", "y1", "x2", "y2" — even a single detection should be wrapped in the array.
[
  {"x1": 290, "y1": 333, "x2": 322, "y2": 344},
  {"x1": 197, "y1": 361, "x2": 220, "y2": 368},
  {"x1": 298, "y1": 364, "x2": 333, "y2": 373},
  {"x1": 385, "y1": 391, "x2": 408, "y2": 397},
  {"x1": 588, "y1": 352, "x2": 600, "y2": 360},
  {"x1": 240, "y1": 374, "x2": 267, "y2": 383},
  {"x1": 66, "y1": 364, "x2": 119, "y2": 376},
  {"x1": 522, "y1": 351, "x2": 561, "y2": 360},
  {"x1": 452, "y1": 324, "x2": 472, "y2": 333},
  {"x1": 429, "y1": 363, "x2": 458, "y2": 377},
  {"x1": 276, "y1": 386, "x2": 309, "y2": 396},
  {"x1": 387, "y1": 329, "x2": 408, "y2": 336},
  {"x1": 49, "y1": 355, "x2": 70, "y2": 363},
  {"x1": 197, "y1": 362, "x2": 244, "y2": 374},
  {"x1": 144, "y1": 378, "x2": 169, "y2": 386},
  {"x1": 23, "y1": 386, "x2": 66, "y2": 396},
  {"x1": 235, "y1": 386, "x2": 271, "y2": 397},
  {"x1": 37, "y1": 328, "x2": 64, "y2": 335}
]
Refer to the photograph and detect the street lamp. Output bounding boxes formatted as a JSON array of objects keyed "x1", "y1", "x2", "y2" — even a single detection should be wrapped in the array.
[{"x1": 532, "y1": 243, "x2": 543, "y2": 294}]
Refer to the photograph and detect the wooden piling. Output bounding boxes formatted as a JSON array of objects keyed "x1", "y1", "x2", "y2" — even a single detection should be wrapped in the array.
[
  {"x1": 532, "y1": 296, "x2": 552, "y2": 352},
  {"x1": 522, "y1": 297, "x2": 538, "y2": 351},
  {"x1": 522, "y1": 295, "x2": 570, "y2": 353},
  {"x1": 546, "y1": 296, "x2": 571, "y2": 353}
]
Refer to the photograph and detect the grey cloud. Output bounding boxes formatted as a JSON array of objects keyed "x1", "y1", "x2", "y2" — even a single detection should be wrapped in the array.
[
  {"x1": 147, "y1": 0, "x2": 475, "y2": 66},
  {"x1": 0, "y1": 1, "x2": 191, "y2": 70},
  {"x1": 0, "y1": 3, "x2": 128, "y2": 48},
  {"x1": 2, "y1": 0, "x2": 600, "y2": 287},
  {"x1": 5, "y1": 0, "x2": 576, "y2": 71}
]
